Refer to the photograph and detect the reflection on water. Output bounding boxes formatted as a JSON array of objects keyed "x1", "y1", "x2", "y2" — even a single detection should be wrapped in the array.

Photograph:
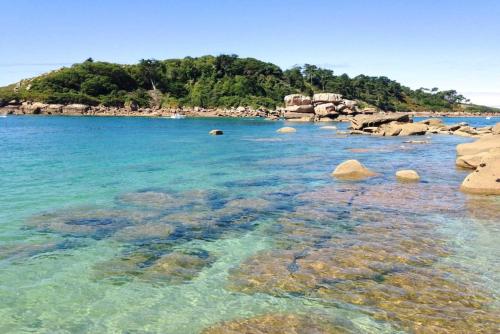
[{"x1": 0, "y1": 116, "x2": 499, "y2": 333}]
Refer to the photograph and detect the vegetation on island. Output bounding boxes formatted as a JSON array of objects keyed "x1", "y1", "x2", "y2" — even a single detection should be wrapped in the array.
[{"x1": 0, "y1": 55, "x2": 498, "y2": 113}]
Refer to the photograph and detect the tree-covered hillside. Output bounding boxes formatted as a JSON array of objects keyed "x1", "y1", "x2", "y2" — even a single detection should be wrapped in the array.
[{"x1": 0, "y1": 55, "x2": 495, "y2": 112}]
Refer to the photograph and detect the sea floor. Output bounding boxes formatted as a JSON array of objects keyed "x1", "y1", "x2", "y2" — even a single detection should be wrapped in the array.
[{"x1": 0, "y1": 116, "x2": 499, "y2": 333}]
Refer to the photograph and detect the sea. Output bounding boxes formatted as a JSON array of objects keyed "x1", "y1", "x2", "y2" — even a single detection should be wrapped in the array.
[{"x1": 0, "y1": 115, "x2": 499, "y2": 333}]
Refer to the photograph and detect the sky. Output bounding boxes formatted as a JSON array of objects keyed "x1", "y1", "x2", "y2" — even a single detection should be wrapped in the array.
[{"x1": 1, "y1": 0, "x2": 499, "y2": 106}]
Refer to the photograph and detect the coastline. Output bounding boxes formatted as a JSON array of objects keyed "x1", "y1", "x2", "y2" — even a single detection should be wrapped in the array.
[{"x1": 1, "y1": 103, "x2": 498, "y2": 119}]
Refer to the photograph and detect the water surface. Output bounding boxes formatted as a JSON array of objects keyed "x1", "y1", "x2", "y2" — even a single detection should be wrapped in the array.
[{"x1": 0, "y1": 116, "x2": 499, "y2": 333}]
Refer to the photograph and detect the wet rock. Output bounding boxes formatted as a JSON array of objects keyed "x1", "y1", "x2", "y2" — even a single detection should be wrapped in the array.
[
  {"x1": 331, "y1": 160, "x2": 377, "y2": 180},
  {"x1": 276, "y1": 127, "x2": 296, "y2": 133},
  {"x1": 209, "y1": 129, "x2": 224, "y2": 135},
  {"x1": 395, "y1": 170, "x2": 420, "y2": 182},
  {"x1": 201, "y1": 314, "x2": 353, "y2": 334}
]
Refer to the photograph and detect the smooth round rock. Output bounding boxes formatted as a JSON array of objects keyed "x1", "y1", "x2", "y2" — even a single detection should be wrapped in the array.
[
  {"x1": 276, "y1": 127, "x2": 296, "y2": 133},
  {"x1": 396, "y1": 169, "x2": 420, "y2": 182},
  {"x1": 332, "y1": 159, "x2": 377, "y2": 180}
]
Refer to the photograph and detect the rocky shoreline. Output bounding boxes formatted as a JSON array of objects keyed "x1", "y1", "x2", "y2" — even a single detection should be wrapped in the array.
[{"x1": 1, "y1": 98, "x2": 498, "y2": 119}]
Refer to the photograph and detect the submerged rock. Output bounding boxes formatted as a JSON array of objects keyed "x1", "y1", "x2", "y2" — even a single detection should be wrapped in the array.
[
  {"x1": 112, "y1": 223, "x2": 175, "y2": 242},
  {"x1": 25, "y1": 208, "x2": 146, "y2": 239},
  {"x1": 331, "y1": 160, "x2": 377, "y2": 180},
  {"x1": 94, "y1": 249, "x2": 213, "y2": 284},
  {"x1": 201, "y1": 314, "x2": 353, "y2": 334},
  {"x1": 227, "y1": 203, "x2": 498, "y2": 333},
  {"x1": 117, "y1": 191, "x2": 178, "y2": 209},
  {"x1": 143, "y1": 250, "x2": 214, "y2": 283},
  {"x1": 395, "y1": 169, "x2": 420, "y2": 182},
  {"x1": 276, "y1": 127, "x2": 296, "y2": 133}
]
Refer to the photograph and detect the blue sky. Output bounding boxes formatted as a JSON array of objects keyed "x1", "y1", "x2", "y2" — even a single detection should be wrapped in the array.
[{"x1": 1, "y1": 0, "x2": 499, "y2": 106}]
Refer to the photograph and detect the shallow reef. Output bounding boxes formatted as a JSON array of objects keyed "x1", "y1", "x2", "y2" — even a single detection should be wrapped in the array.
[{"x1": 201, "y1": 313, "x2": 355, "y2": 334}]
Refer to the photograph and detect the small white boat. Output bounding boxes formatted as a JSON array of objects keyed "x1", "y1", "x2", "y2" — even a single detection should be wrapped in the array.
[
  {"x1": 486, "y1": 116, "x2": 491, "y2": 120},
  {"x1": 0, "y1": 114, "x2": 7, "y2": 118},
  {"x1": 170, "y1": 113, "x2": 186, "y2": 119}
]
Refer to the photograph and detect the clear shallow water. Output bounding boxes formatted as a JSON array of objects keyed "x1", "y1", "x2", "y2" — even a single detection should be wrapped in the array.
[{"x1": 0, "y1": 116, "x2": 499, "y2": 333}]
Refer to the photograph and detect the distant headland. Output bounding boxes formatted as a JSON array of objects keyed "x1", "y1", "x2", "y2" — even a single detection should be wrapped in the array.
[{"x1": 1, "y1": 55, "x2": 499, "y2": 117}]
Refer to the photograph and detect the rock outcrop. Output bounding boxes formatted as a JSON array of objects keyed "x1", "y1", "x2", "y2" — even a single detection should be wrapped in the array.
[
  {"x1": 281, "y1": 93, "x2": 361, "y2": 122},
  {"x1": 456, "y1": 134, "x2": 500, "y2": 195},
  {"x1": 460, "y1": 158, "x2": 500, "y2": 195},
  {"x1": 456, "y1": 135, "x2": 500, "y2": 156},
  {"x1": 351, "y1": 116, "x2": 498, "y2": 138},
  {"x1": 331, "y1": 160, "x2": 377, "y2": 180},
  {"x1": 350, "y1": 114, "x2": 410, "y2": 131}
]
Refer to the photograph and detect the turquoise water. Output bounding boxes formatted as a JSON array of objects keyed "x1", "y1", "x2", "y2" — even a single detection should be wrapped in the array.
[{"x1": 0, "y1": 116, "x2": 499, "y2": 333}]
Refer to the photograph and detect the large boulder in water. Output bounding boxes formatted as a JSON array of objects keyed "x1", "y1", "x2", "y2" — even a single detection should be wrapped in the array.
[
  {"x1": 331, "y1": 159, "x2": 377, "y2": 180},
  {"x1": 351, "y1": 113, "x2": 410, "y2": 130},
  {"x1": 396, "y1": 169, "x2": 420, "y2": 182},
  {"x1": 460, "y1": 157, "x2": 500, "y2": 195},
  {"x1": 456, "y1": 135, "x2": 500, "y2": 156},
  {"x1": 284, "y1": 94, "x2": 312, "y2": 106}
]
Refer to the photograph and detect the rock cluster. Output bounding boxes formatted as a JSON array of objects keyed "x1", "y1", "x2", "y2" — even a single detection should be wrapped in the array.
[
  {"x1": 281, "y1": 93, "x2": 364, "y2": 122},
  {"x1": 456, "y1": 132, "x2": 500, "y2": 195},
  {"x1": 351, "y1": 115, "x2": 497, "y2": 137}
]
